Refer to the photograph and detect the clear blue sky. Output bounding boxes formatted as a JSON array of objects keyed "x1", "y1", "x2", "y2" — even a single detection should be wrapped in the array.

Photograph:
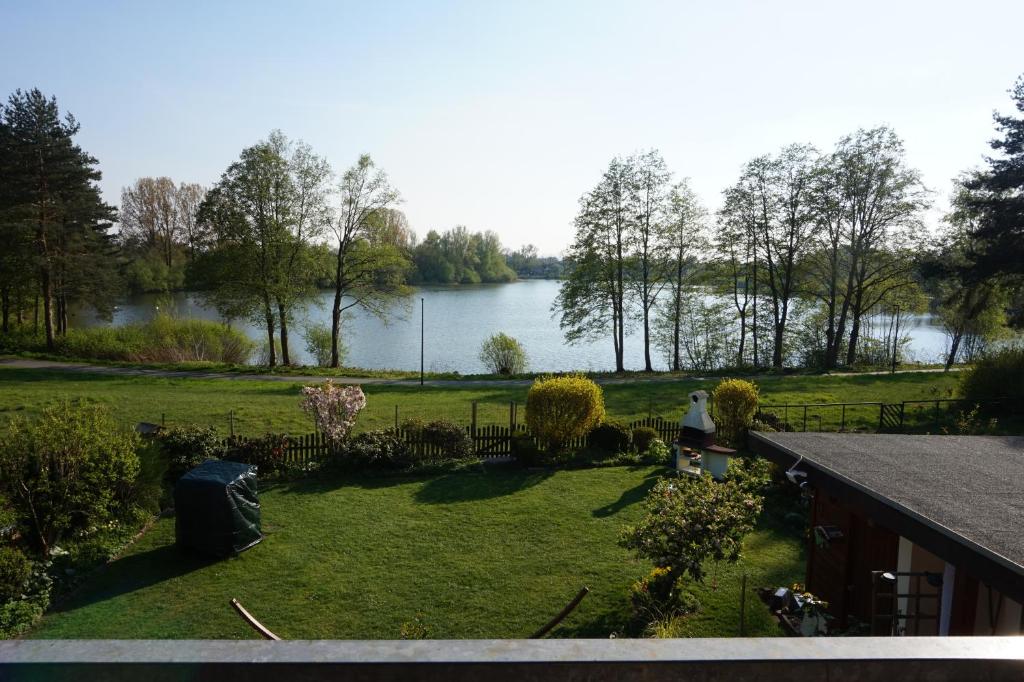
[{"x1": 3, "y1": 0, "x2": 1022, "y2": 255}]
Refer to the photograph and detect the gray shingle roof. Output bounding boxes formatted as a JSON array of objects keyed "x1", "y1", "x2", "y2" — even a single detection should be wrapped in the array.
[{"x1": 750, "y1": 432, "x2": 1024, "y2": 575}]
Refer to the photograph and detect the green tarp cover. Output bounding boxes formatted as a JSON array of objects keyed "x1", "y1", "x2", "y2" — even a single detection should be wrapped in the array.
[{"x1": 174, "y1": 459, "x2": 262, "y2": 557}]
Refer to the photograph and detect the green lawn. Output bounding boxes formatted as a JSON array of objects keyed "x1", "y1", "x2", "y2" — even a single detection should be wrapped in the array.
[
  {"x1": 0, "y1": 367, "x2": 961, "y2": 437},
  {"x1": 31, "y1": 466, "x2": 803, "y2": 639}
]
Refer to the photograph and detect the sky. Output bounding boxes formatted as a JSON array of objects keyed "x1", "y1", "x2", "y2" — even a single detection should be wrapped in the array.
[{"x1": 2, "y1": 0, "x2": 1022, "y2": 256}]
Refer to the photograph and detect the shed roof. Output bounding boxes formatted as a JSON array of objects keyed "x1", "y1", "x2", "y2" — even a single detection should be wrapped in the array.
[{"x1": 750, "y1": 432, "x2": 1024, "y2": 599}]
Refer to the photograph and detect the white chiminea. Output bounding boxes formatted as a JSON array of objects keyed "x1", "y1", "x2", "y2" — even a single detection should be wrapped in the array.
[{"x1": 677, "y1": 389, "x2": 736, "y2": 480}]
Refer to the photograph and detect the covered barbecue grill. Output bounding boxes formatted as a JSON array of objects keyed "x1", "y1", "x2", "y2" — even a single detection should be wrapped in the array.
[{"x1": 174, "y1": 460, "x2": 262, "y2": 557}]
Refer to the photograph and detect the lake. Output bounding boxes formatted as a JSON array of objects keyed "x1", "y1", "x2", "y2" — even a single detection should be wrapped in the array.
[{"x1": 70, "y1": 280, "x2": 950, "y2": 373}]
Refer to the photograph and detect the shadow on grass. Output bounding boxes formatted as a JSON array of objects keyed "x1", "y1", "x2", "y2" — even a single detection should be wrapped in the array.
[
  {"x1": 414, "y1": 469, "x2": 553, "y2": 504},
  {"x1": 591, "y1": 468, "x2": 662, "y2": 518},
  {"x1": 50, "y1": 544, "x2": 217, "y2": 613}
]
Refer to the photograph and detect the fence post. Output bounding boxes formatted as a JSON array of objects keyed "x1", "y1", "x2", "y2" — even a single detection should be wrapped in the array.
[
  {"x1": 841, "y1": 404, "x2": 846, "y2": 432},
  {"x1": 229, "y1": 410, "x2": 234, "y2": 437},
  {"x1": 509, "y1": 401, "x2": 515, "y2": 433},
  {"x1": 471, "y1": 401, "x2": 478, "y2": 438},
  {"x1": 803, "y1": 406, "x2": 808, "y2": 432},
  {"x1": 934, "y1": 400, "x2": 940, "y2": 430},
  {"x1": 394, "y1": 405, "x2": 399, "y2": 431},
  {"x1": 739, "y1": 573, "x2": 748, "y2": 637}
]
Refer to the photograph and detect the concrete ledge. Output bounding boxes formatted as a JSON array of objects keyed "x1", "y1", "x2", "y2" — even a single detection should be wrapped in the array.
[{"x1": 2, "y1": 638, "x2": 1024, "y2": 681}]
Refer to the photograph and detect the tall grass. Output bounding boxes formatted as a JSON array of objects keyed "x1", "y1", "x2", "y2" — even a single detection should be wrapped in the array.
[{"x1": 2, "y1": 316, "x2": 254, "y2": 365}]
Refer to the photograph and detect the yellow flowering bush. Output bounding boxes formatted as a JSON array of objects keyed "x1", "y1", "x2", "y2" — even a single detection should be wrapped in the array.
[
  {"x1": 712, "y1": 378, "x2": 760, "y2": 447},
  {"x1": 525, "y1": 374, "x2": 605, "y2": 454}
]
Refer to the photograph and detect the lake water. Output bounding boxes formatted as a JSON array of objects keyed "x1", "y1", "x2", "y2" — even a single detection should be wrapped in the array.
[{"x1": 71, "y1": 280, "x2": 950, "y2": 372}]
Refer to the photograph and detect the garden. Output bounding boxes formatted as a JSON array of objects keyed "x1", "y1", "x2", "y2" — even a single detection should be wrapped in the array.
[{"x1": 2, "y1": 352, "x2": 1018, "y2": 640}]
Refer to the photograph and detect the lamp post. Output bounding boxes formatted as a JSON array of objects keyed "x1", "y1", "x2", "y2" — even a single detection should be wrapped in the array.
[{"x1": 420, "y1": 297, "x2": 424, "y2": 386}]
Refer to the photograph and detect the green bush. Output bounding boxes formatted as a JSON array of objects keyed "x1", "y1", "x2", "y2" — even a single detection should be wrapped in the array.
[
  {"x1": 723, "y1": 456, "x2": 776, "y2": 497},
  {"x1": 620, "y1": 475, "x2": 763, "y2": 583},
  {"x1": 526, "y1": 375, "x2": 605, "y2": 453},
  {"x1": 403, "y1": 419, "x2": 474, "y2": 461},
  {"x1": 712, "y1": 379, "x2": 760, "y2": 447},
  {"x1": 225, "y1": 433, "x2": 291, "y2": 477},
  {"x1": 478, "y1": 332, "x2": 528, "y2": 375},
  {"x1": 340, "y1": 430, "x2": 411, "y2": 470},
  {"x1": 0, "y1": 547, "x2": 31, "y2": 603},
  {"x1": 303, "y1": 322, "x2": 341, "y2": 368},
  {"x1": 631, "y1": 426, "x2": 659, "y2": 454},
  {"x1": 0, "y1": 598, "x2": 44, "y2": 639},
  {"x1": 53, "y1": 315, "x2": 255, "y2": 365},
  {"x1": 587, "y1": 421, "x2": 632, "y2": 454},
  {"x1": 629, "y1": 566, "x2": 701, "y2": 628},
  {"x1": 510, "y1": 432, "x2": 543, "y2": 467},
  {"x1": 157, "y1": 424, "x2": 226, "y2": 484},
  {"x1": 644, "y1": 439, "x2": 672, "y2": 465},
  {"x1": 0, "y1": 404, "x2": 141, "y2": 556},
  {"x1": 960, "y1": 346, "x2": 1024, "y2": 410}
]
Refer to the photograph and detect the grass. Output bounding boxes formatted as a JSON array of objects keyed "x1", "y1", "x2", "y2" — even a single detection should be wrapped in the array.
[
  {"x1": 0, "y1": 366, "x2": 961, "y2": 437},
  {"x1": 30, "y1": 466, "x2": 803, "y2": 639}
]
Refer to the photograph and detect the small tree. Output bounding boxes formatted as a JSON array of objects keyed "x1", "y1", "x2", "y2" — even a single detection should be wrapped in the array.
[
  {"x1": 478, "y1": 332, "x2": 528, "y2": 375},
  {"x1": 303, "y1": 322, "x2": 339, "y2": 368},
  {"x1": 712, "y1": 378, "x2": 760, "y2": 447},
  {"x1": 620, "y1": 475, "x2": 762, "y2": 584},
  {"x1": 525, "y1": 374, "x2": 605, "y2": 453},
  {"x1": 300, "y1": 380, "x2": 366, "y2": 443},
  {"x1": 0, "y1": 404, "x2": 141, "y2": 556}
]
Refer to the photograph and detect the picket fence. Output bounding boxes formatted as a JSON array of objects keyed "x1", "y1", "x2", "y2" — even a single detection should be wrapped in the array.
[{"x1": 216, "y1": 416, "x2": 681, "y2": 468}]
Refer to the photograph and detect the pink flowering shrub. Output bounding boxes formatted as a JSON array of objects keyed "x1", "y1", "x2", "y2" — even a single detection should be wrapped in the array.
[{"x1": 300, "y1": 381, "x2": 366, "y2": 443}]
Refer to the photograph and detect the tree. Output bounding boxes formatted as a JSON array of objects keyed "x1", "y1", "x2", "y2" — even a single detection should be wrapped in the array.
[
  {"x1": 961, "y1": 75, "x2": 1024, "y2": 290},
  {"x1": 928, "y1": 183, "x2": 1010, "y2": 369},
  {"x1": 807, "y1": 128, "x2": 928, "y2": 369},
  {"x1": 658, "y1": 179, "x2": 706, "y2": 371},
  {"x1": 0, "y1": 89, "x2": 118, "y2": 348},
  {"x1": 715, "y1": 185, "x2": 758, "y2": 367},
  {"x1": 119, "y1": 177, "x2": 180, "y2": 268},
  {"x1": 626, "y1": 150, "x2": 672, "y2": 372},
  {"x1": 478, "y1": 332, "x2": 528, "y2": 374},
  {"x1": 330, "y1": 154, "x2": 410, "y2": 368},
  {"x1": 197, "y1": 131, "x2": 329, "y2": 366},
  {"x1": 620, "y1": 475, "x2": 762, "y2": 584},
  {"x1": 556, "y1": 157, "x2": 631, "y2": 371}
]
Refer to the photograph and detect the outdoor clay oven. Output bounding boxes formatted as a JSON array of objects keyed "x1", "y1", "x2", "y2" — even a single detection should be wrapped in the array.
[
  {"x1": 175, "y1": 459, "x2": 262, "y2": 558},
  {"x1": 675, "y1": 390, "x2": 738, "y2": 479}
]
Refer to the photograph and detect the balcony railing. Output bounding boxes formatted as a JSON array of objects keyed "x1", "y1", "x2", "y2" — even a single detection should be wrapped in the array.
[{"x1": 2, "y1": 637, "x2": 1023, "y2": 681}]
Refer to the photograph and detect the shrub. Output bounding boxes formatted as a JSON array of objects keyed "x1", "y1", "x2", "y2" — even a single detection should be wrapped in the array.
[
  {"x1": 588, "y1": 421, "x2": 632, "y2": 454},
  {"x1": 712, "y1": 379, "x2": 760, "y2": 447},
  {"x1": 510, "y1": 432, "x2": 543, "y2": 467},
  {"x1": 631, "y1": 426, "x2": 659, "y2": 454},
  {"x1": 0, "y1": 404, "x2": 140, "y2": 556},
  {"x1": 157, "y1": 424, "x2": 226, "y2": 484},
  {"x1": 478, "y1": 332, "x2": 528, "y2": 375},
  {"x1": 620, "y1": 475, "x2": 763, "y2": 583},
  {"x1": 54, "y1": 315, "x2": 255, "y2": 365},
  {"x1": 225, "y1": 433, "x2": 291, "y2": 477},
  {"x1": 403, "y1": 419, "x2": 475, "y2": 461},
  {"x1": 341, "y1": 430, "x2": 411, "y2": 470},
  {"x1": 303, "y1": 322, "x2": 340, "y2": 368},
  {"x1": 723, "y1": 456, "x2": 775, "y2": 497},
  {"x1": 0, "y1": 547, "x2": 31, "y2": 603},
  {"x1": 629, "y1": 566, "x2": 701, "y2": 627},
  {"x1": 960, "y1": 346, "x2": 1024, "y2": 410},
  {"x1": 0, "y1": 598, "x2": 44, "y2": 639},
  {"x1": 526, "y1": 375, "x2": 605, "y2": 453},
  {"x1": 644, "y1": 439, "x2": 672, "y2": 465},
  {"x1": 300, "y1": 381, "x2": 366, "y2": 444}
]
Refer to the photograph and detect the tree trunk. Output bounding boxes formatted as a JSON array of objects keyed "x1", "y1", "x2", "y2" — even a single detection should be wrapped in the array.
[
  {"x1": 672, "y1": 280, "x2": 682, "y2": 372},
  {"x1": 331, "y1": 248, "x2": 344, "y2": 368},
  {"x1": 40, "y1": 267, "x2": 54, "y2": 350},
  {"x1": 642, "y1": 306, "x2": 653, "y2": 372},
  {"x1": 945, "y1": 331, "x2": 963, "y2": 371},
  {"x1": 1, "y1": 287, "x2": 9, "y2": 334},
  {"x1": 263, "y1": 295, "x2": 276, "y2": 367},
  {"x1": 278, "y1": 302, "x2": 290, "y2": 366},
  {"x1": 33, "y1": 294, "x2": 39, "y2": 334}
]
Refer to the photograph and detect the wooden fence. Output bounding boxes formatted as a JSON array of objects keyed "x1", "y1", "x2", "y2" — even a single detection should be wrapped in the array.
[{"x1": 214, "y1": 416, "x2": 682, "y2": 468}]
